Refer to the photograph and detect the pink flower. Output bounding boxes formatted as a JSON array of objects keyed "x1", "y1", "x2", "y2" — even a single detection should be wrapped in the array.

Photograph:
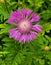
[{"x1": 8, "y1": 9, "x2": 42, "y2": 43}]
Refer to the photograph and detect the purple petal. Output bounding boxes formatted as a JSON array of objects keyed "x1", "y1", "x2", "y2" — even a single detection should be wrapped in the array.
[
  {"x1": 19, "y1": 31, "x2": 38, "y2": 43},
  {"x1": 10, "y1": 10, "x2": 21, "y2": 20},
  {"x1": 19, "y1": 34, "x2": 27, "y2": 43},
  {"x1": 26, "y1": 10, "x2": 32, "y2": 18},
  {"x1": 19, "y1": 33, "x2": 36, "y2": 43},
  {"x1": 8, "y1": 10, "x2": 21, "y2": 24},
  {"x1": 9, "y1": 28, "x2": 16, "y2": 36},
  {"x1": 32, "y1": 24, "x2": 42, "y2": 32},
  {"x1": 30, "y1": 13, "x2": 40, "y2": 22},
  {"x1": 9, "y1": 28, "x2": 21, "y2": 40},
  {"x1": 7, "y1": 19, "x2": 14, "y2": 24},
  {"x1": 21, "y1": 9, "x2": 27, "y2": 18},
  {"x1": 26, "y1": 34, "x2": 32, "y2": 42},
  {"x1": 30, "y1": 32, "x2": 37, "y2": 39},
  {"x1": 27, "y1": 32, "x2": 37, "y2": 42}
]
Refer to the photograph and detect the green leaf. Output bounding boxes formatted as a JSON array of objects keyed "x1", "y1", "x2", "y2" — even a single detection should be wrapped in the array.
[
  {"x1": 28, "y1": 0, "x2": 44, "y2": 11},
  {"x1": 42, "y1": 23, "x2": 51, "y2": 34},
  {"x1": 0, "y1": 24, "x2": 14, "y2": 34},
  {"x1": 0, "y1": 24, "x2": 7, "y2": 28},
  {"x1": 40, "y1": 10, "x2": 51, "y2": 20},
  {"x1": 46, "y1": 52, "x2": 51, "y2": 60}
]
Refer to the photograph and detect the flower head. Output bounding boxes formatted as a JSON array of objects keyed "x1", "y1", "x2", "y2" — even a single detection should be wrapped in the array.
[{"x1": 8, "y1": 9, "x2": 42, "y2": 43}]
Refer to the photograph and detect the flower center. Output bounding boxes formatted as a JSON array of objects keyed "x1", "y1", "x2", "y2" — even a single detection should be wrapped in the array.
[
  {"x1": 20, "y1": 22, "x2": 30, "y2": 30},
  {"x1": 18, "y1": 19, "x2": 32, "y2": 33}
]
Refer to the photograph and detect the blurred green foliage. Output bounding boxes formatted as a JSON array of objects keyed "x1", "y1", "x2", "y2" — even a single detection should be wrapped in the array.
[{"x1": 0, "y1": 0, "x2": 51, "y2": 65}]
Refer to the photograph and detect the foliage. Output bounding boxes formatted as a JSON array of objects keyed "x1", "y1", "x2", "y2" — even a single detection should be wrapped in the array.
[{"x1": 0, "y1": 0, "x2": 51, "y2": 65}]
